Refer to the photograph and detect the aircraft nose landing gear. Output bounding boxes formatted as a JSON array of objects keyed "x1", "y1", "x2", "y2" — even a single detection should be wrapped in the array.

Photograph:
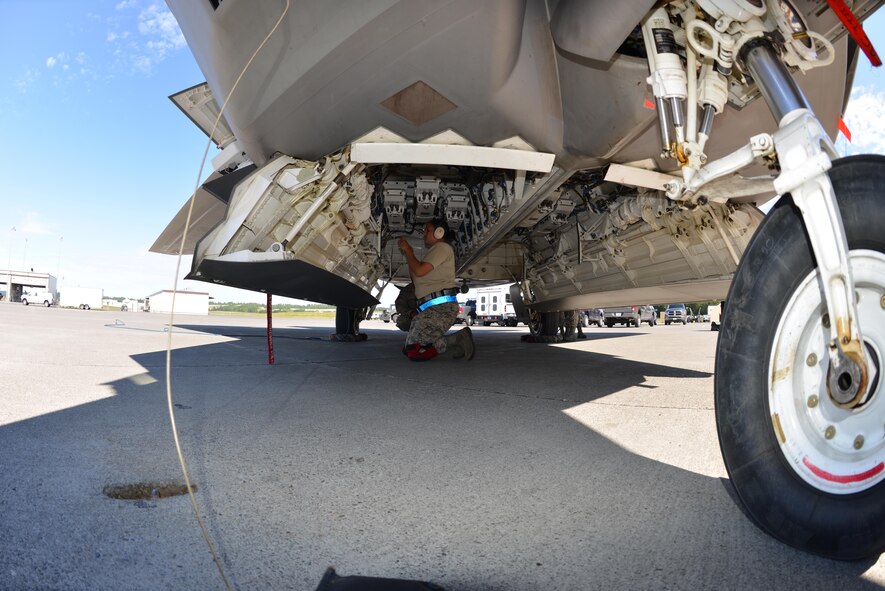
[
  {"x1": 331, "y1": 307, "x2": 369, "y2": 342},
  {"x1": 714, "y1": 37, "x2": 884, "y2": 560},
  {"x1": 716, "y1": 156, "x2": 885, "y2": 559}
]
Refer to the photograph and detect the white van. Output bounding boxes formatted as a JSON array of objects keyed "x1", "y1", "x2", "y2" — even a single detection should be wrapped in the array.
[{"x1": 21, "y1": 290, "x2": 56, "y2": 307}]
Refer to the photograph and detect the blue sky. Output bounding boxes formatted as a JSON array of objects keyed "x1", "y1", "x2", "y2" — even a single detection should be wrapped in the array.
[
  {"x1": 1, "y1": 2, "x2": 884, "y2": 304},
  {"x1": 1, "y1": 0, "x2": 213, "y2": 300}
]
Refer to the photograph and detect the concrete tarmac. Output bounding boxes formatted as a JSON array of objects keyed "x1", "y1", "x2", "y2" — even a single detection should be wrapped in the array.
[{"x1": 0, "y1": 304, "x2": 883, "y2": 590}]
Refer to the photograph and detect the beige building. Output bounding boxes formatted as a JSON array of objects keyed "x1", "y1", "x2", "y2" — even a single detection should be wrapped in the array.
[{"x1": 1, "y1": 270, "x2": 57, "y2": 303}]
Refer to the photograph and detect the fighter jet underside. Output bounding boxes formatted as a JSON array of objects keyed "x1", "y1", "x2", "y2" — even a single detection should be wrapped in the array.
[
  {"x1": 154, "y1": 128, "x2": 763, "y2": 310},
  {"x1": 154, "y1": 0, "x2": 885, "y2": 562}
]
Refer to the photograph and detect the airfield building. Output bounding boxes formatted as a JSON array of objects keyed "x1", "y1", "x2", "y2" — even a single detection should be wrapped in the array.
[
  {"x1": 145, "y1": 290, "x2": 209, "y2": 315},
  {"x1": 1, "y1": 270, "x2": 57, "y2": 303}
]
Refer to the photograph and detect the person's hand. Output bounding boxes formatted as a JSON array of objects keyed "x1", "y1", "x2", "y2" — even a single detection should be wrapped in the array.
[{"x1": 398, "y1": 237, "x2": 413, "y2": 256}]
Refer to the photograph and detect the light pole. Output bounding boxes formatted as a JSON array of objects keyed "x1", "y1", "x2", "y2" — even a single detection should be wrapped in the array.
[
  {"x1": 4, "y1": 227, "x2": 14, "y2": 303},
  {"x1": 56, "y1": 236, "x2": 63, "y2": 279},
  {"x1": 6, "y1": 226, "x2": 14, "y2": 271}
]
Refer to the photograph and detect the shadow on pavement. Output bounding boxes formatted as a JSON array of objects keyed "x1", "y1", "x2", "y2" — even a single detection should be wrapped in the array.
[{"x1": 0, "y1": 321, "x2": 880, "y2": 591}]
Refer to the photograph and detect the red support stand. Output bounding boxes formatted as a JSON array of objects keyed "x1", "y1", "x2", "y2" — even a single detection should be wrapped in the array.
[{"x1": 266, "y1": 293, "x2": 275, "y2": 365}]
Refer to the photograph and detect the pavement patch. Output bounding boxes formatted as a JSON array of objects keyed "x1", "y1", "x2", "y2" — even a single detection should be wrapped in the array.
[{"x1": 103, "y1": 481, "x2": 196, "y2": 500}]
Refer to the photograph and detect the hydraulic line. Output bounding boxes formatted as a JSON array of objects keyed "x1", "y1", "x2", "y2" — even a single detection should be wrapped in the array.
[{"x1": 166, "y1": 2, "x2": 291, "y2": 589}]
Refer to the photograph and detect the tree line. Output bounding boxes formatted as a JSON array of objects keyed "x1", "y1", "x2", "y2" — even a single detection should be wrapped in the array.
[{"x1": 209, "y1": 302, "x2": 334, "y2": 313}]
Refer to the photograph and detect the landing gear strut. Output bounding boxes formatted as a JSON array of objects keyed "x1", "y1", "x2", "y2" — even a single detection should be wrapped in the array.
[
  {"x1": 715, "y1": 39, "x2": 882, "y2": 559},
  {"x1": 523, "y1": 310, "x2": 561, "y2": 343},
  {"x1": 331, "y1": 307, "x2": 368, "y2": 342}
]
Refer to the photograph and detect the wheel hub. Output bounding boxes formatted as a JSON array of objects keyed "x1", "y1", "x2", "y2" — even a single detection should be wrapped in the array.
[
  {"x1": 828, "y1": 346, "x2": 867, "y2": 407},
  {"x1": 769, "y1": 250, "x2": 885, "y2": 494}
]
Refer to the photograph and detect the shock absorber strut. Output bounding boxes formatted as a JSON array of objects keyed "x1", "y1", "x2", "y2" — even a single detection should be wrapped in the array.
[
  {"x1": 739, "y1": 37, "x2": 870, "y2": 408},
  {"x1": 642, "y1": 6, "x2": 687, "y2": 156},
  {"x1": 739, "y1": 38, "x2": 811, "y2": 124}
]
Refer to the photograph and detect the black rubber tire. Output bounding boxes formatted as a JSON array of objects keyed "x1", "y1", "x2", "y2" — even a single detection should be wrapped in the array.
[
  {"x1": 539, "y1": 311, "x2": 559, "y2": 336},
  {"x1": 527, "y1": 311, "x2": 541, "y2": 336},
  {"x1": 529, "y1": 311, "x2": 559, "y2": 337},
  {"x1": 43, "y1": 300, "x2": 50, "y2": 307},
  {"x1": 580, "y1": 314, "x2": 588, "y2": 328},
  {"x1": 22, "y1": 299, "x2": 29, "y2": 306},
  {"x1": 335, "y1": 307, "x2": 360, "y2": 335},
  {"x1": 715, "y1": 155, "x2": 885, "y2": 560},
  {"x1": 466, "y1": 315, "x2": 475, "y2": 327}
]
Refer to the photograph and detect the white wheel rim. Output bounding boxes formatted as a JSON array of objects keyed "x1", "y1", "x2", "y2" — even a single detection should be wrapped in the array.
[{"x1": 769, "y1": 250, "x2": 885, "y2": 494}]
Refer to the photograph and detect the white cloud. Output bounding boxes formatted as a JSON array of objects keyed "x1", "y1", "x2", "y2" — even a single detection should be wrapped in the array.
[
  {"x1": 45, "y1": 52, "x2": 69, "y2": 70},
  {"x1": 133, "y1": 55, "x2": 152, "y2": 73},
  {"x1": 14, "y1": 68, "x2": 39, "y2": 93},
  {"x1": 104, "y1": 4, "x2": 184, "y2": 74},
  {"x1": 837, "y1": 86, "x2": 885, "y2": 157},
  {"x1": 116, "y1": 0, "x2": 138, "y2": 9},
  {"x1": 137, "y1": 4, "x2": 185, "y2": 58},
  {"x1": 35, "y1": 49, "x2": 98, "y2": 87}
]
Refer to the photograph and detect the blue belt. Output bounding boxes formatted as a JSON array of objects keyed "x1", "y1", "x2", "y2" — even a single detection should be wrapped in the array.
[{"x1": 418, "y1": 295, "x2": 458, "y2": 312}]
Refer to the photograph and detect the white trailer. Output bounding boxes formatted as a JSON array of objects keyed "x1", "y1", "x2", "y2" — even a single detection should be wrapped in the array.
[
  {"x1": 59, "y1": 287, "x2": 104, "y2": 310},
  {"x1": 709, "y1": 303, "x2": 722, "y2": 331},
  {"x1": 145, "y1": 290, "x2": 209, "y2": 315},
  {"x1": 476, "y1": 284, "x2": 518, "y2": 327}
]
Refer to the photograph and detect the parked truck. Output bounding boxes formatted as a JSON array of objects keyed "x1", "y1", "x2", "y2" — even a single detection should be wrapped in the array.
[
  {"x1": 604, "y1": 305, "x2": 656, "y2": 327},
  {"x1": 59, "y1": 287, "x2": 104, "y2": 310},
  {"x1": 476, "y1": 285, "x2": 518, "y2": 327},
  {"x1": 665, "y1": 303, "x2": 688, "y2": 325},
  {"x1": 454, "y1": 298, "x2": 477, "y2": 326}
]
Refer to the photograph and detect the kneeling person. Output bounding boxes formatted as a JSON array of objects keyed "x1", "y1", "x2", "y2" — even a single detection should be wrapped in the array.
[{"x1": 398, "y1": 219, "x2": 474, "y2": 361}]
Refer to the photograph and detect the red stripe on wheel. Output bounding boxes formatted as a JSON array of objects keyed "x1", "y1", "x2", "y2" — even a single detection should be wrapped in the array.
[{"x1": 802, "y1": 456, "x2": 885, "y2": 484}]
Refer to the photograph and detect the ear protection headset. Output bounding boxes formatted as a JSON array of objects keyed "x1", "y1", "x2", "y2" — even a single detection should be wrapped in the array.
[{"x1": 433, "y1": 226, "x2": 445, "y2": 240}]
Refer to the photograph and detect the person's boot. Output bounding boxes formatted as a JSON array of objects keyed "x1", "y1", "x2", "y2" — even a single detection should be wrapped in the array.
[
  {"x1": 445, "y1": 327, "x2": 475, "y2": 360},
  {"x1": 406, "y1": 344, "x2": 438, "y2": 361}
]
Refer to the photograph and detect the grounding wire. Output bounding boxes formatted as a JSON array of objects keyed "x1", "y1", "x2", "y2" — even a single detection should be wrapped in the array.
[{"x1": 165, "y1": 1, "x2": 290, "y2": 589}]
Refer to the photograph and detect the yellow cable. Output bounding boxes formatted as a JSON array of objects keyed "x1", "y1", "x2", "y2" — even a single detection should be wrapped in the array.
[{"x1": 165, "y1": 1, "x2": 290, "y2": 588}]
